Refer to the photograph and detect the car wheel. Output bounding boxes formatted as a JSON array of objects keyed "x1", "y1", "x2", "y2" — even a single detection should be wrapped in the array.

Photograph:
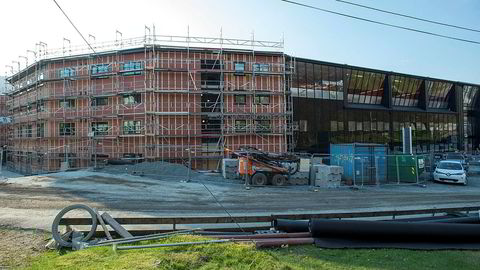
[{"x1": 463, "y1": 178, "x2": 468, "y2": 186}]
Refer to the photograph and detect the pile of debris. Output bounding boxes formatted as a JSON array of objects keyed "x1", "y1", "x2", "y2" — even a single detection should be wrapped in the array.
[{"x1": 99, "y1": 161, "x2": 200, "y2": 180}]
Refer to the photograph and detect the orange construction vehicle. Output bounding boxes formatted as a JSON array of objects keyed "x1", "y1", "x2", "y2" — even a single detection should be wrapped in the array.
[{"x1": 235, "y1": 147, "x2": 300, "y2": 186}]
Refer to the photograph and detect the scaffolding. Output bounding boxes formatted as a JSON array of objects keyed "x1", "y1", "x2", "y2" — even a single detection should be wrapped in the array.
[{"x1": 5, "y1": 32, "x2": 293, "y2": 174}]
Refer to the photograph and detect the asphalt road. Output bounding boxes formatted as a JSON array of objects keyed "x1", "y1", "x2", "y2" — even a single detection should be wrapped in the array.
[{"x1": 0, "y1": 169, "x2": 480, "y2": 230}]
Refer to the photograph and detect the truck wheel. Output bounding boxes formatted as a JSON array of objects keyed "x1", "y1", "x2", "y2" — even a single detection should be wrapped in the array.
[
  {"x1": 272, "y1": 174, "x2": 287, "y2": 186},
  {"x1": 252, "y1": 173, "x2": 268, "y2": 186}
]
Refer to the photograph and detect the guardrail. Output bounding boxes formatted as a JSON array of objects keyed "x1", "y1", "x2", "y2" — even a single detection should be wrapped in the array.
[{"x1": 61, "y1": 205, "x2": 480, "y2": 236}]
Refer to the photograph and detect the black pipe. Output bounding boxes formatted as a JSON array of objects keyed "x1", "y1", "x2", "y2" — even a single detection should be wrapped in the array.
[
  {"x1": 274, "y1": 219, "x2": 309, "y2": 233},
  {"x1": 309, "y1": 219, "x2": 480, "y2": 242},
  {"x1": 386, "y1": 214, "x2": 480, "y2": 224}
]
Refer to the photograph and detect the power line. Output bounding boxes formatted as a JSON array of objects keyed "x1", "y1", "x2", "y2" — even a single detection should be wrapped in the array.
[
  {"x1": 52, "y1": 0, "x2": 96, "y2": 54},
  {"x1": 336, "y1": 0, "x2": 480, "y2": 33},
  {"x1": 280, "y1": 0, "x2": 480, "y2": 45}
]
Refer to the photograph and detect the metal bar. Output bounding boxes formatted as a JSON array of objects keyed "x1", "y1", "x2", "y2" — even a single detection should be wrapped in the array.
[
  {"x1": 95, "y1": 209, "x2": 112, "y2": 240},
  {"x1": 101, "y1": 212, "x2": 133, "y2": 238},
  {"x1": 116, "y1": 239, "x2": 232, "y2": 250},
  {"x1": 60, "y1": 206, "x2": 480, "y2": 226}
]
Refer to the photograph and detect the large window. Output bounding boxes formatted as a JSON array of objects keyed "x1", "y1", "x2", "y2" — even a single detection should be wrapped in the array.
[
  {"x1": 291, "y1": 61, "x2": 344, "y2": 100},
  {"x1": 123, "y1": 121, "x2": 141, "y2": 134},
  {"x1": 346, "y1": 69, "x2": 385, "y2": 105},
  {"x1": 235, "y1": 120, "x2": 247, "y2": 132},
  {"x1": 234, "y1": 62, "x2": 245, "y2": 75},
  {"x1": 59, "y1": 123, "x2": 75, "y2": 136},
  {"x1": 463, "y1": 86, "x2": 478, "y2": 110},
  {"x1": 256, "y1": 120, "x2": 271, "y2": 133},
  {"x1": 254, "y1": 95, "x2": 270, "y2": 105},
  {"x1": 60, "y1": 68, "x2": 76, "y2": 78},
  {"x1": 91, "y1": 64, "x2": 111, "y2": 75},
  {"x1": 391, "y1": 76, "x2": 422, "y2": 107},
  {"x1": 234, "y1": 95, "x2": 246, "y2": 105},
  {"x1": 92, "y1": 97, "x2": 108, "y2": 106},
  {"x1": 59, "y1": 99, "x2": 75, "y2": 108},
  {"x1": 253, "y1": 63, "x2": 270, "y2": 73},
  {"x1": 200, "y1": 59, "x2": 223, "y2": 69},
  {"x1": 122, "y1": 61, "x2": 142, "y2": 76},
  {"x1": 36, "y1": 123, "x2": 45, "y2": 138},
  {"x1": 91, "y1": 122, "x2": 109, "y2": 136},
  {"x1": 26, "y1": 125, "x2": 32, "y2": 137},
  {"x1": 123, "y1": 94, "x2": 141, "y2": 105},
  {"x1": 426, "y1": 80, "x2": 453, "y2": 109}
]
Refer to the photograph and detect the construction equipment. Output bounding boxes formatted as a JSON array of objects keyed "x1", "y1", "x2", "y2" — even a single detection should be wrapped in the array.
[{"x1": 235, "y1": 147, "x2": 300, "y2": 186}]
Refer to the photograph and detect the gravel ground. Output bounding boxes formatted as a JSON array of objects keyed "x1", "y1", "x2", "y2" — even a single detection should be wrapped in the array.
[
  {"x1": 0, "y1": 226, "x2": 48, "y2": 269},
  {"x1": 1, "y1": 165, "x2": 480, "y2": 232}
]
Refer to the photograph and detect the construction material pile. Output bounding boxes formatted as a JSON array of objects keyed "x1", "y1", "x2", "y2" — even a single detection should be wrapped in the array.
[
  {"x1": 311, "y1": 164, "x2": 343, "y2": 188},
  {"x1": 100, "y1": 161, "x2": 200, "y2": 180}
]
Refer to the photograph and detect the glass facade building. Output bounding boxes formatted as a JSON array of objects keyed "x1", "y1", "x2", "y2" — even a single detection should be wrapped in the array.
[{"x1": 291, "y1": 58, "x2": 480, "y2": 154}]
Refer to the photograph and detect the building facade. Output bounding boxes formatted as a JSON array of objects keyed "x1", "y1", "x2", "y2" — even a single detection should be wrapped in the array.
[
  {"x1": 4, "y1": 36, "x2": 480, "y2": 174},
  {"x1": 6, "y1": 38, "x2": 291, "y2": 174},
  {"x1": 291, "y1": 58, "x2": 479, "y2": 154}
]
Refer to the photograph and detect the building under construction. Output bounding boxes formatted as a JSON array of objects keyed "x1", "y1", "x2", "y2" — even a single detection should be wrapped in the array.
[
  {"x1": 5, "y1": 35, "x2": 293, "y2": 174},
  {"x1": 5, "y1": 33, "x2": 480, "y2": 175}
]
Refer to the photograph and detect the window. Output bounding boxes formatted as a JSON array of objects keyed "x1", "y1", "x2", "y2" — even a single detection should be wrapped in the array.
[
  {"x1": 59, "y1": 68, "x2": 76, "y2": 78},
  {"x1": 59, "y1": 99, "x2": 75, "y2": 108},
  {"x1": 91, "y1": 122, "x2": 109, "y2": 136},
  {"x1": 122, "y1": 61, "x2": 142, "y2": 76},
  {"x1": 256, "y1": 120, "x2": 271, "y2": 133},
  {"x1": 123, "y1": 94, "x2": 141, "y2": 105},
  {"x1": 200, "y1": 59, "x2": 223, "y2": 69},
  {"x1": 91, "y1": 64, "x2": 110, "y2": 75},
  {"x1": 36, "y1": 100, "x2": 45, "y2": 112},
  {"x1": 253, "y1": 63, "x2": 270, "y2": 73},
  {"x1": 254, "y1": 95, "x2": 270, "y2": 104},
  {"x1": 123, "y1": 120, "x2": 141, "y2": 134},
  {"x1": 59, "y1": 123, "x2": 75, "y2": 136},
  {"x1": 234, "y1": 95, "x2": 246, "y2": 105},
  {"x1": 91, "y1": 97, "x2": 108, "y2": 106},
  {"x1": 26, "y1": 125, "x2": 32, "y2": 137},
  {"x1": 234, "y1": 62, "x2": 245, "y2": 75},
  {"x1": 36, "y1": 123, "x2": 45, "y2": 138},
  {"x1": 235, "y1": 120, "x2": 247, "y2": 132}
]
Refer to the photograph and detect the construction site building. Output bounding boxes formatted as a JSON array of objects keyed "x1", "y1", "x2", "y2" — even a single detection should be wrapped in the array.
[
  {"x1": 5, "y1": 35, "x2": 292, "y2": 174},
  {"x1": 0, "y1": 95, "x2": 9, "y2": 151}
]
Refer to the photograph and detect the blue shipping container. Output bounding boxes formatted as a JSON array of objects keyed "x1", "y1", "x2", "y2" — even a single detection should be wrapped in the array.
[{"x1": 330, "y1": 143, "x2": 388, "y2": 185}]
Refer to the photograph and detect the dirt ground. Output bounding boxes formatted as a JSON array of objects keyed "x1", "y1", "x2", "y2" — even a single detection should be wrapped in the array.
[
  {"x1": 0, "y1": 226, "x2": 48, "y2": 269},
  {"x1": 1, "y1": 168, "x2": 480, "y2": 231}
]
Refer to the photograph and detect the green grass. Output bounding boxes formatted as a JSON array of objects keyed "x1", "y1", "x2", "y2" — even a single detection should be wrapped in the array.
[{"x1": 27, "y1": 235, "x2": 480, "y2": 270}]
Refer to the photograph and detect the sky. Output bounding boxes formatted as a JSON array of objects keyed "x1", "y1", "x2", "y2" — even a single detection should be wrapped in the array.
[{"x1": 0, "y1": 0, "x2": 479, "y2": 84}]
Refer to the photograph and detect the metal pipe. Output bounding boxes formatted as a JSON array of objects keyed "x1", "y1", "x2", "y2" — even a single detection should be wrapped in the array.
[
  {"x1": 116, "y1": 239, "x2": 232, "y2": 250},
  {"x1": 93, "y1": 229, "x2": 199, "y2": 246}
]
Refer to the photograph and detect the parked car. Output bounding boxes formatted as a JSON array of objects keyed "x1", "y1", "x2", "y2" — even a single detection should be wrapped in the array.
[{"x1": 433, "y1": 161, "x2": 467, "y2": 185}]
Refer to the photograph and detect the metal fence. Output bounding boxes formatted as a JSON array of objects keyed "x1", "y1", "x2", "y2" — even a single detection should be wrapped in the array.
[{"x1": 307, "y1": 153, "x2": 435, "y2": 186}]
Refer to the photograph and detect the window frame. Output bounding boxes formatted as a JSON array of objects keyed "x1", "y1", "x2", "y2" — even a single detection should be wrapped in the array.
[
  {"x1": 59, "y1": 123, "x2": 75, "y2": 136},
  {"x1": 59, "y1": 99, "x2": 75, "y2": 108},
  {"x1": 254, "y1": 95, "x2": 270, "y2": 105},
  {"x1": 91, "y1": 122, "x2": 109, "y2": 136},
  {"x1": 123, "y1": 94, "x2": 142, "y2": 105},
  {"x1": 234, "y1": 62, "x2": 246, "y2": 75},
  {"x1": 92, "y1": 97, "x2": 108, "y2": 106},
  {"x1": 234, "y1": 94, "x2": 246, "y2": 105},
  {"x1": 123, "y1": 120, "x2": 142, "y2": 135}
]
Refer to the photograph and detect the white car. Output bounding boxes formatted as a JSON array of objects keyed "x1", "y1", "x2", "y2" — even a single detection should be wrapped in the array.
[{"x1": 433, "y1": 161, "x2": 467, "y2": 185}]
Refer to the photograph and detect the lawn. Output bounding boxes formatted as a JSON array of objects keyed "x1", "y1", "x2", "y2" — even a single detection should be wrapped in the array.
[{"x1": 27, "y1": 235, "x2": 480, "y2": 270}]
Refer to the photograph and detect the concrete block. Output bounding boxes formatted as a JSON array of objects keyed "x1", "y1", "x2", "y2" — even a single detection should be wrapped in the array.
[{"x1": 299, "y1": 158, "x2": 311, "y2": 172}]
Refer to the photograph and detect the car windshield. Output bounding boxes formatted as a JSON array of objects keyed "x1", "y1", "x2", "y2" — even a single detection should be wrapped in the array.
[
  {"x1": 438, "y1": 162, "x2": 463, "y2": 170},
  {"x1": 446, "y1": 154, "x2": 463, "y2": 160}
]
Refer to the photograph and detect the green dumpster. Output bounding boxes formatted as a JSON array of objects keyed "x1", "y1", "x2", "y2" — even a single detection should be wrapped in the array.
[{"x1": 387, "y1": 155, "x2": 425, "y2": 183}]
